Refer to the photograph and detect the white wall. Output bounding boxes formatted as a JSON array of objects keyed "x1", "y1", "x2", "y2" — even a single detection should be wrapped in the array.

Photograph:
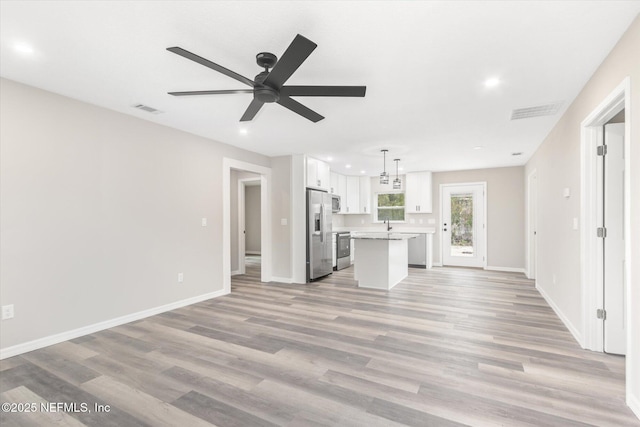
[
  {"x1": 0, "y1": 78, "x2": 270, "y2": 352},
  {"x1": 525, "y1": 15, "x2": 639, "y2": 415},
  {"x1": 271, "y1": 156, "x2": 292, "y2": 281}
]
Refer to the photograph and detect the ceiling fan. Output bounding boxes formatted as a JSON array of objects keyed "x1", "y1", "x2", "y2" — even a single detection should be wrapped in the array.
[{"x1": 167, "y1": 34, "x2": 366, "y2": 122}]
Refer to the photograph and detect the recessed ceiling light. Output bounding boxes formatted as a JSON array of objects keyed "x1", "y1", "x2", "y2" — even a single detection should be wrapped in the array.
[
  {"x1": 474, "y1": 146, "x2": 483, "y2": 150},
  {"x1": 326, "y1": 157, "x2": 333, "y2": 162},
  {"x1": 484, "y1": 77, "x2": 500, "y2": 88},
  {"x1": 239, "y1": 128, "x2": 248, "y2": 135},
  {"x1": 345, "y1": 164, "x2": 352, "y2": 169},
  {"x1": 360, "y1": 170, "x2": 366, "y2": 174},
  {"x1": 13, "y1": 42, "x2": 35, "y2": 56},
  {"x1": 398, "y1": 167, "x2": 404, "y2": 171}
]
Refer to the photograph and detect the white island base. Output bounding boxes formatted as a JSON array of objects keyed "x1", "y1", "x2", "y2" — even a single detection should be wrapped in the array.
[{"x1": 353, "y1": 237, "x2": 411, "y2": 290}]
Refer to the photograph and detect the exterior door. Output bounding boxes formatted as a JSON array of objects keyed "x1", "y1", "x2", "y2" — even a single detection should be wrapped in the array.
[
  {"x1": 602, "y1": 123, "x2": 625, "y2": 355},
  {"x1": 442, "y1": 183, "x2": 486, "y2": 267}
]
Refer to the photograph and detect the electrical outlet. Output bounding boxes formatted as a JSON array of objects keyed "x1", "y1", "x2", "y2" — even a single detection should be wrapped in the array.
[
  {"x1": 2, "y1": 304, "x2": 14, "y2": 320},
  {"x1": 178, "y1": 273, "x2": 184, "y2": 283}
]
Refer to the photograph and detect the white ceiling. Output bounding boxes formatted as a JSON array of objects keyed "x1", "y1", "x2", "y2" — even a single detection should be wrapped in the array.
[{"x1": 2, "y1": 1, "x2": 639, "y2": 175}]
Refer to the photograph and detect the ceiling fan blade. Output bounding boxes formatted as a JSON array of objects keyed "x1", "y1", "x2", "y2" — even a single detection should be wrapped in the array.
[
  {"x1": 168, "y1": 89, "x2": 254, "y2": 96},
  {"x1": 277, "y1": 96, "x2": 324, "y2": 122},
  {"x1": 240, "y1": 98, "x2": 265, "y2": 121},
  {"x1": 262, "y1": 35, "x2": 317, "y2": 90},
  {"x1": 167, "y1": 47, "x2": 255, "y2": 88},
  {"x1": 280, "y1": 86, "x2": 367, "y2": 97}
]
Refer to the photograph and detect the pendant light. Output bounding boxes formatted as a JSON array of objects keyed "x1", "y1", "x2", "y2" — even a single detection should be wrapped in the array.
[
  {"x1": 393, "y1": 159, "x2": 402, "y2": 189},
  {"x1": 380, "y1": 149, "x2": 389, "y2": 184}
]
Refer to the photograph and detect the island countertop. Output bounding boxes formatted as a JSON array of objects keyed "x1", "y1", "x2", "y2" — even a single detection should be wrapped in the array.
[{"x1": 351, "y1": 232, "x2": 419, "y2": 240}]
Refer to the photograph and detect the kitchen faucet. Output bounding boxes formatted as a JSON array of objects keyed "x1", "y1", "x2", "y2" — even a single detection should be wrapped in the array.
[{"x1": 384, "y1": 219, "x2": 392, "y2": 231}]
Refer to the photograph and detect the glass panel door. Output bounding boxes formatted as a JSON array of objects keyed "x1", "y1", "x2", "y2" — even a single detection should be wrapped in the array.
[
  {"x1": 442, "y1": 183, "x2": 485, "y2": 267},
  {"x1": 450, "y1": 193, "x2": 474, "y2": 257}
]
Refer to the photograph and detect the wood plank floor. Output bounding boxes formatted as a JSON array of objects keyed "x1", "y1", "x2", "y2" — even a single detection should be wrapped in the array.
[{"x1": 2, "y1": 257, "x2": 638, "y2": 426}]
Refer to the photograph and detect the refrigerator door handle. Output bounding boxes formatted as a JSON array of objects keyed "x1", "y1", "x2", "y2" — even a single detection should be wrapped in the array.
[{"x1": 320, "y1": 204, "x2": 324, "y2": 243}]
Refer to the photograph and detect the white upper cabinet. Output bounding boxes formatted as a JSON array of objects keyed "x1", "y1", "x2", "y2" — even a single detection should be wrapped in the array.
[
  {"x1": 306, "y1": 156, "x2": 331, "y2": 191},
  {"x1": 405, "y1": 171, "x2": 432, "y2": 213},
  {"x1": 330, "y1": 172, "x2": 339, "y2": 195},
  {"x1": 359, "y1": 176, "x2": 372, "y2": 214},
  {"x1": 345, "y1": 176, "x2": 360, "y2": 214},
  {"x1": 330, "y1": 171, "x2": 370, "y2": 214}
]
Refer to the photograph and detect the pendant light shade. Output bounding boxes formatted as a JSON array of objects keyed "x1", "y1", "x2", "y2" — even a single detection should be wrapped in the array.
[
  {"x1": 380, "y1": 149, "x2": 389, "y2": 184},
  {"x1": 393, "y1": 158, "x2": 401, "y2": 189}
]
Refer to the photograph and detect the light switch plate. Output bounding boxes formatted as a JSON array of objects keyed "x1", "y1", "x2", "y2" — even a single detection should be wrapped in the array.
[
  {"x1": 573, "y1": 217, "x2": 578, "y2": 230},
  {"x1": 2, "y1": 304, "x2": 14, "y2": 320},
  {"x1": 201, "y1": 218, "x2": 207, "y2": 227},
  {"x1": 178, "y1": 273, "x2": 184, "y2": 283},
  {"x1": 281, "y1": 218, "x2": 288, "y2": 226}
]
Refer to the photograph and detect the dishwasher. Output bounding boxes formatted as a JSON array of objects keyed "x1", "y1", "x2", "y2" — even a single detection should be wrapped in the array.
[{"x1": 408, "y1": 233, "x2": 427, "y2": 268}]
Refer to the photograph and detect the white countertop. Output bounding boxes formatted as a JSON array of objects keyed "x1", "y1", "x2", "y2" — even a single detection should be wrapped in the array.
[
  {"x1": 351, "y1": 232, "x2": 420, "y2": 240},
  {"x1": 333, "y1": 226, "x2": 435, "y2": 234}
]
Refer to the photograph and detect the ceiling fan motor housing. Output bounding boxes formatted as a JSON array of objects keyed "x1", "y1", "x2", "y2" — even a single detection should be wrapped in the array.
[{"x1": 254, "y1": 70, "x2": 280, "y2": 103}]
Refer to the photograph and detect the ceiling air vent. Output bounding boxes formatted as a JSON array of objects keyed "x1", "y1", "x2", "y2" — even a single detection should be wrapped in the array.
[
  {"x1": 510, "y1": 102, "x2": 563, "y2": 120},
  {"x1": 133, "y1": 104, "x2": 163, "y2": 114}
]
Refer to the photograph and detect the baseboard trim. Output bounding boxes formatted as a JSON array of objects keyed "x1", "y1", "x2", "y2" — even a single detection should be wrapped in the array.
[
  {"x1": 432, "y1": 262, "x2": 443, "y2": 267},
  {"x1": 629, "y1": 393, "x2": 640, "y2": 421},
  {"x1": 536, "y1": 283, "x2": 583, "y2": 346},
  {"x1": 270, "y1": 276, "x2": 293, "y2": 284},
  {"x1": 485, "y1": 266, "x2": 526, "y2": 274},
  {"x1": 245, "y1": 251, "x2": 261, "y2": 255},
  {"x1": 0, "y1": 289, "x2": 227, "y2": 360},
  {"x1": 231, "y1": 270, "x2": 241, "y2": 276}
]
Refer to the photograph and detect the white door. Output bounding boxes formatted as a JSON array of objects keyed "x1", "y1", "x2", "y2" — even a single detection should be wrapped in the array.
[
  {"x1": 442, "y1": 183, "x2": 486, "y2": 267},
  {"x1": 603, "y1": 123, "x2": 625, "y2": 355}
]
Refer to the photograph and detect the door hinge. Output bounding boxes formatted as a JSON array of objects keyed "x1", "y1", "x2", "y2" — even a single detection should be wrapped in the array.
[
  {"x1": 597, "y1": 145, "x2": 607, "y2": 156},
  {"x1": 597, "y1": 309, "x2": 606, "y2": 320},
  {"x1": 597, "y1": 227, "x2": 607, "y2": 238}
]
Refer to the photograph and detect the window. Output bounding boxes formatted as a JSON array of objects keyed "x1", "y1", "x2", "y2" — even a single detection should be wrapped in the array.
[{"x1": 376, "y1": 192, "x2": 405, "y2": 222}]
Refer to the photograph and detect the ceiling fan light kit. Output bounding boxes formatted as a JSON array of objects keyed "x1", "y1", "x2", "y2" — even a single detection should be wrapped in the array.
[{"x1": 167, "y1": 34, "x2": 366, "y2": 122}]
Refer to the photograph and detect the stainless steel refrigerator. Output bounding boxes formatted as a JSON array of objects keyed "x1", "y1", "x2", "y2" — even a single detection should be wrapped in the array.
[{"x1": 306, "y1": 188, "x2": 333, "y2": 281}]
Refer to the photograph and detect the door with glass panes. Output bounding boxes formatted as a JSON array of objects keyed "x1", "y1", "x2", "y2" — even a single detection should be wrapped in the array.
[{"x1": 441, "y1": 183, "x2": 486, "y2": 267}]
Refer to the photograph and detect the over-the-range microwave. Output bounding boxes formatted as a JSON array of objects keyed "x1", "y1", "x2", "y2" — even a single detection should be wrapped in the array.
[{"x1": 331, "y1": 194, "x2": 341, "y2": 213}]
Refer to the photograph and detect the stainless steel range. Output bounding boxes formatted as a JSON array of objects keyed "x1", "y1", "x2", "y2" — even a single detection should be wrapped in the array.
[{"x1": 335, "y1": 232, "x2": 351, "y2": 270}]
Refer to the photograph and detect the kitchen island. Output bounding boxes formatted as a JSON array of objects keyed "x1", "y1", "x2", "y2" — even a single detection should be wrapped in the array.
[{"x1": 352, "y1": 232, "x2": 418, "y2": 290}]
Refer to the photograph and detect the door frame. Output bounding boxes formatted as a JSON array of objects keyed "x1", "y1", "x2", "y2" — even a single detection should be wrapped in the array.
[
  {"x1": 526, "y1": 169, "x2": 538, "y2": 280},
  {"x1": 223, "y1": 158, "x2": 272, "y2": 294},
  {"x1": 580, "y1": 77, "x2": 631, "y2": 353},
  {"x1": 439, "y1": 181, "x2": 487, "y2": 268},
  {"x1": 237, "y1": 177, "x2": 261, "y2": 275}
]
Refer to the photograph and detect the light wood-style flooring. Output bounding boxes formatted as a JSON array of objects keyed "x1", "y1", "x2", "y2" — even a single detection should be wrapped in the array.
[{"x1": 1, "y1": 257, "x2": 638, "y2": 426}]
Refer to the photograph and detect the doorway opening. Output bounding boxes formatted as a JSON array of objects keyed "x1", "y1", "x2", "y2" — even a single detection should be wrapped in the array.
[
  {"x1": 440, "y1": 182, "x2": 487, "y2": 268},
  {"x1": 223, "y1": 158, "x2": 271, "y2": 294},
  {"x1": 580, "y1": 77, "x2": 630, "y2": 354},
  {"x1": 237, "y1": 177, "x2": 262, "y2": 276}
]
